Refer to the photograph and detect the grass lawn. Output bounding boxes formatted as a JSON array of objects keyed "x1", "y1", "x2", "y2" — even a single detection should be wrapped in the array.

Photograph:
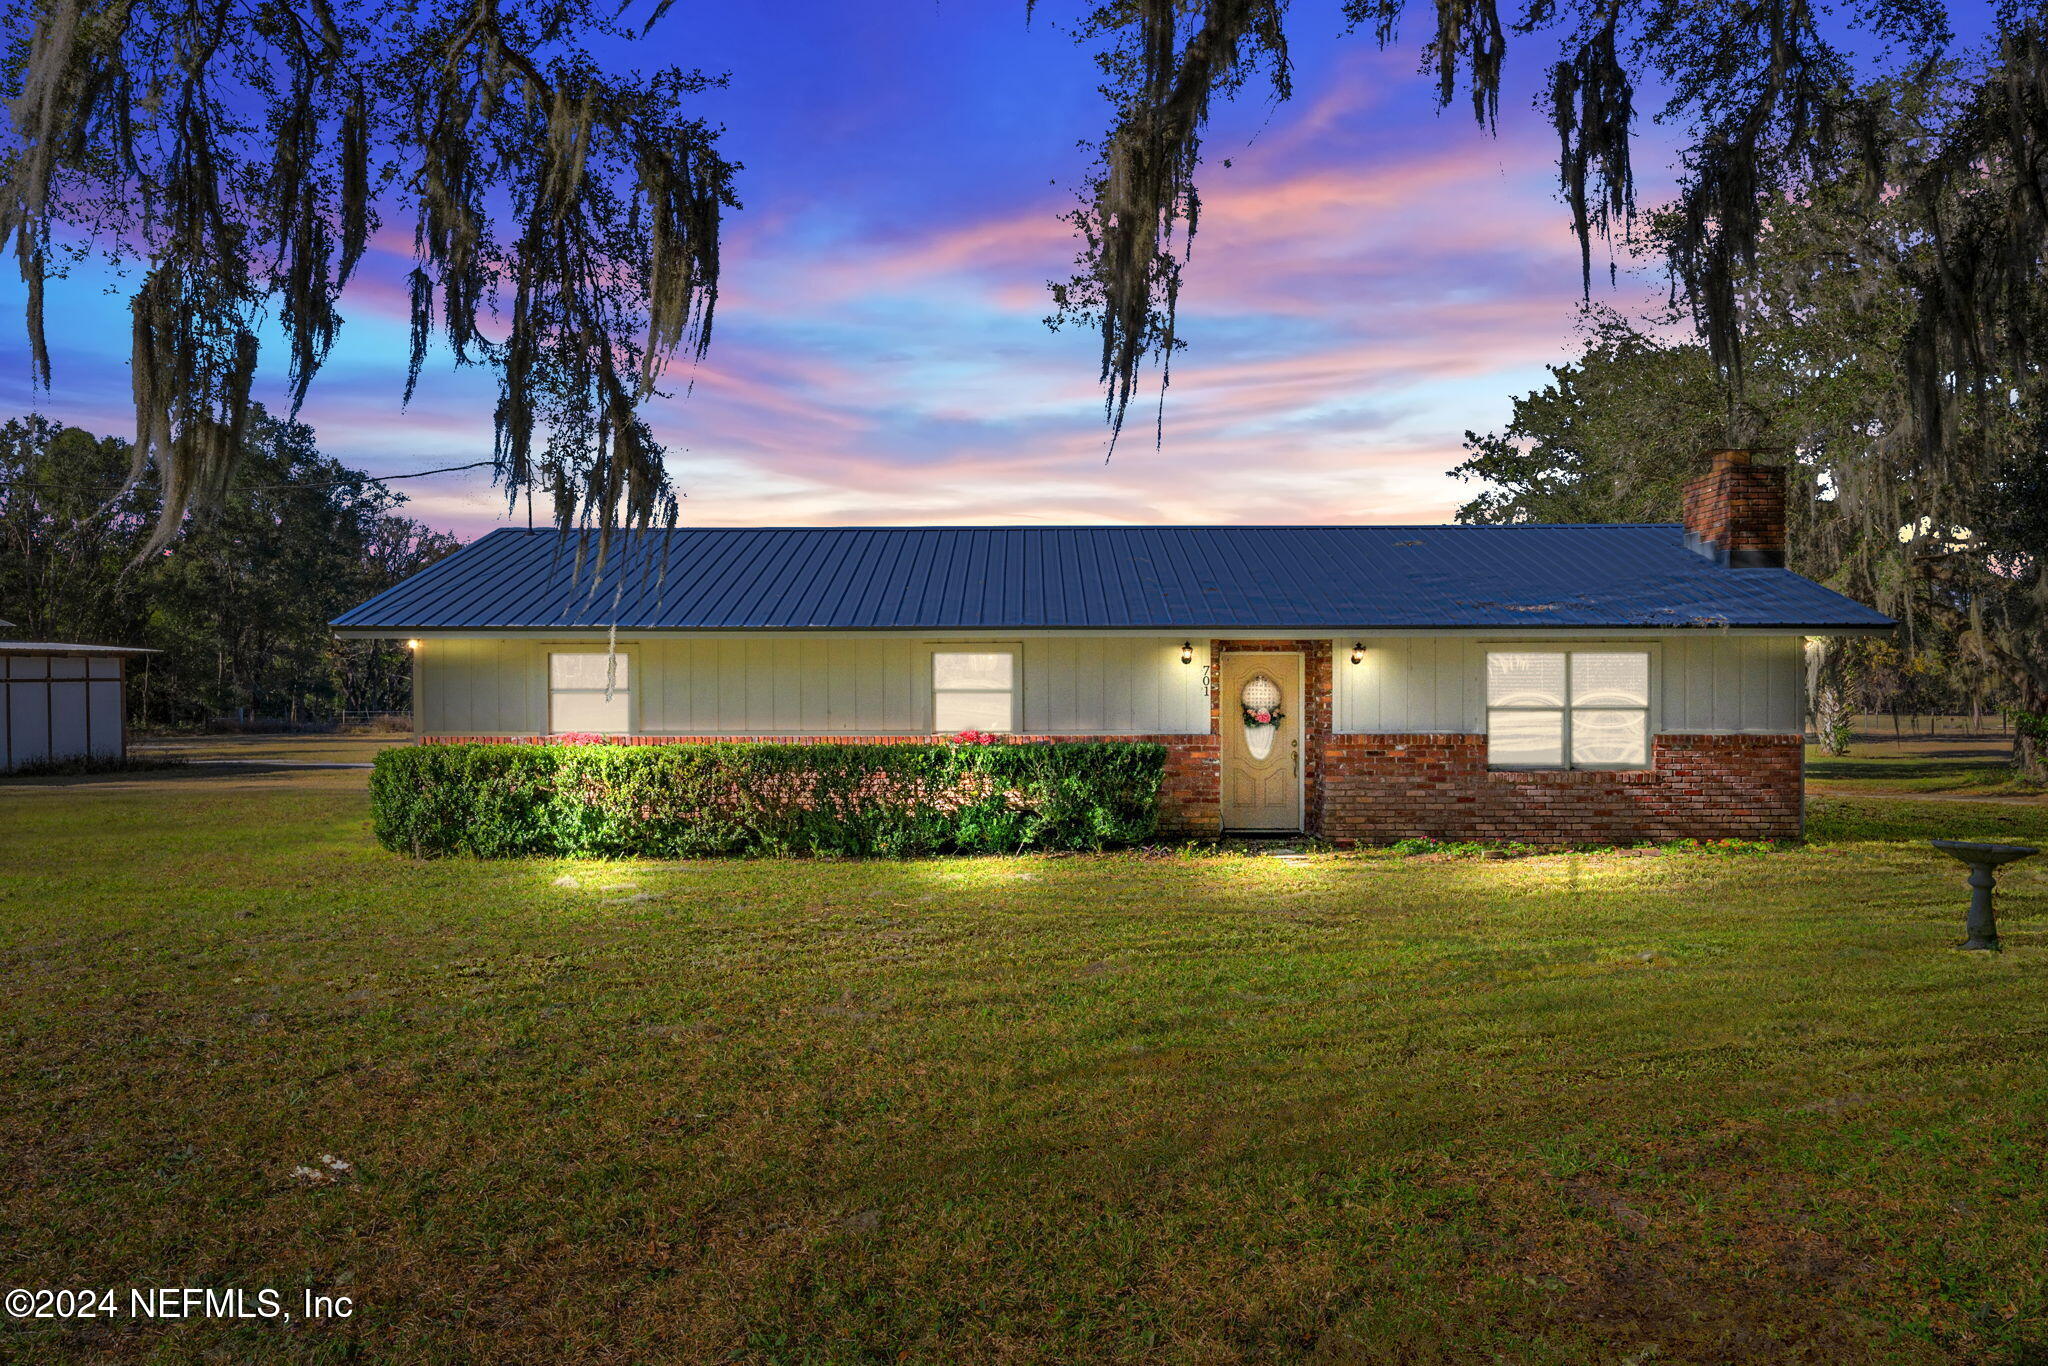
[
  {"x1": 129, "y1": 733, "x2": 405, "y2": 765},
  {"x1": 1807, "y1": 753, "x2": 2041, "y2": 799},
  {"x1": 1, "y1": 764, "x2": 2044, "y2": 1363},
  {"x1": 1806, "y1": 732, "x2": 2044, "y2": 800}
]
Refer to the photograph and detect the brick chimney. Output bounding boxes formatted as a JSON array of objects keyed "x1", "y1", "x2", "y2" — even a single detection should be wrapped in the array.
[{"x1": 1683, "y1": 450, "x2": 1786, "y2": 568}]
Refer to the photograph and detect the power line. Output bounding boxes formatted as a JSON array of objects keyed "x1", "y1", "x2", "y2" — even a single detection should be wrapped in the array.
[{"x1": 0, "y1": 459, "x2": 497, "y2": 494}]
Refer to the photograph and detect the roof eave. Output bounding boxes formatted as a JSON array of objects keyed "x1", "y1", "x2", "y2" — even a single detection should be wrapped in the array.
[{"x1": 331, "y1": 621, "x2": 1895, "y2": 638}]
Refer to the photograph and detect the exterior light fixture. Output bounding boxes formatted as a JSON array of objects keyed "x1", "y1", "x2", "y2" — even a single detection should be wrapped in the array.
[
  {"x1": 406, "y1": 639, "x2": 422, "y2": 651},
  {"x1": 1180, "y1": 641, "x2": 1194, "y2": 665},
  {"x1": 1350, "y1": 642, "x2": 1365, "y2": 665}
]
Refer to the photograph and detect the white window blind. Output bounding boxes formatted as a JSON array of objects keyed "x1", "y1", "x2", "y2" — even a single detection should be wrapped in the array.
[
  {"x1": 932, "y1": 650, "x2": 1016, "y2": 733},
  {"x1": 1486, "y1": 651, "x2": 1648, "y2": 769},
  {"x1": 549, "y1": 652, "x2": 630, "y2": 734}
]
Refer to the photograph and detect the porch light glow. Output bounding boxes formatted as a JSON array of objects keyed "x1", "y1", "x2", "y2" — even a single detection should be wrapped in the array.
[
  {"x1": 1180, "y1": 641, "x2": 1194, "y2": 665},
  {"x1": 1350, "y1": 642, "x2": 1365, "y2": 664},
  {"x1": 407, "y1": 639, "x2": 422, "y2": 651}
]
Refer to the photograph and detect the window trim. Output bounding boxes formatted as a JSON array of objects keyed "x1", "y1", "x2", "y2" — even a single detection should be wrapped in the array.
[
  {"x1": 1484, "y1": 646, "x2": 1655, "y2": 771},
  {"x1": 547, "y1": 648, "x2": 637, "y2": 736},
  {"x1": 926, "y1": 643, "x2": 1022, "y2": 735}
]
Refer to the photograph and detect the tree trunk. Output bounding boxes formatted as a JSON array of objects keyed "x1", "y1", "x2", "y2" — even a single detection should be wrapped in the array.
[
  {"x1": 1806, "y1": 638, "x2": 1855, "y2": 756},
  {"x1": 2014, "y1": 681, "x2": 2048, "y2": 785}
]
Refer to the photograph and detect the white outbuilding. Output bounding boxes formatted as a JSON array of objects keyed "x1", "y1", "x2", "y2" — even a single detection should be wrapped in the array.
[{"x1": 1, "y1": 642, "x2": 150, "y2": 772}]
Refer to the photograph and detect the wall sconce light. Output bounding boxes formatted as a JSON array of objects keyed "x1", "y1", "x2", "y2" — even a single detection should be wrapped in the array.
[
  {"x1": 1349, "y1": 642, "x2": 1365, "y2": 665},
  {"x1": 406, "y1": 639, "x2": 422, "y2": 651},
  {"x1": 1180, "y1": 640, "x2": 1194, "y2": 665}
]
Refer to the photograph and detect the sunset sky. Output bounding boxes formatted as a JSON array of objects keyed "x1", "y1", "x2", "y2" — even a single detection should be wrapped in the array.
[{"x1": 0, "y1": 3, "x2": 1705, "y2": 538}]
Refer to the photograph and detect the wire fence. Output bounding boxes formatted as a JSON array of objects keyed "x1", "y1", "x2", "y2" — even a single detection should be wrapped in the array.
[
  {"x1": 163, "y1": 711, "x2": 415, "y2": 735},
  {"x1": 1804, "y1": 713, "x2": 2019, "y2": 747}
]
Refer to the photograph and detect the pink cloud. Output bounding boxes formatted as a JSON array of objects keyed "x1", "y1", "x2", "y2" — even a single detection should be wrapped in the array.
[{"x1": 5, "y1": 45, "x2": 1629, "y2": 546}]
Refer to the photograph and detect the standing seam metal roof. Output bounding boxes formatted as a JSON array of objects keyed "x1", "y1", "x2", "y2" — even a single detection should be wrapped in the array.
[{"x1": 330, "y1": 525, "x2": 1897, "y2": 632}]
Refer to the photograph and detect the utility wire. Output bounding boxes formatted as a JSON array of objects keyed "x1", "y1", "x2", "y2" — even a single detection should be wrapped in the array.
[{"x1": 0, "y1": 459, "x2": 496, "y2": 494}]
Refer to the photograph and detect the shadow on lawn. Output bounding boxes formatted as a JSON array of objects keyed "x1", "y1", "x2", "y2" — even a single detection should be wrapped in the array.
[{"x1": 1806, "y1": 757, "x2": 2022, "y2": 783}]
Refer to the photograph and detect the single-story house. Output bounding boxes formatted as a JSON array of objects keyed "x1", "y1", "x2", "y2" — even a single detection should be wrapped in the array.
[
  {"x1": 1, "y1": 641, "x2": 150, "y2": 772},
  {"x1": 333, "y1": 451, "x2": 1892, "y2": 842}
]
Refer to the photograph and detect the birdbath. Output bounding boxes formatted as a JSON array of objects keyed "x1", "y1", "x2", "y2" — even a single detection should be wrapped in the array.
[{"x1": 1930, "y1": 840, "x2": 2040, "y2": 951}]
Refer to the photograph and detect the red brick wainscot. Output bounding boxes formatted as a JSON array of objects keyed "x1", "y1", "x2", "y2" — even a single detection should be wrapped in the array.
[
  {"x1": 416, "y1": 732, "x2": 1225, "y2": 840},
  {"x1": 1317, "y1": 732, "x2": 1804, "y2": 845}
]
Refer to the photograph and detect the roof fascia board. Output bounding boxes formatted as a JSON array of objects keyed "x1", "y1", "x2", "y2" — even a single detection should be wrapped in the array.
[{"x1": 333, "y1": 624, "x2": 1890, "y2": 641}]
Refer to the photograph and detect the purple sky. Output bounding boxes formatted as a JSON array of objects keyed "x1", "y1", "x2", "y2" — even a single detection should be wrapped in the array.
[{"x1": 2, "y1": 5, "x2": 1702, "y2": 538}]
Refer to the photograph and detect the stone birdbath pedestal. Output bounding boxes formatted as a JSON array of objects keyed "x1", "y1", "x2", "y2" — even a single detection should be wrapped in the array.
[{"x1": 1930, "y1": 840, "x2": 2040, "y2": 951}]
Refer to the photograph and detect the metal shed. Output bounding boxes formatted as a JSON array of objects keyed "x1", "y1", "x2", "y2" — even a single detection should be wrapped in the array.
[{"x1": 1, "y1": 642, "x2": 150, "y2": 773}]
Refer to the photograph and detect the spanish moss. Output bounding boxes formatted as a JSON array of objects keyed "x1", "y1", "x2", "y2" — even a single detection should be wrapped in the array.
[
  {"x1": 1052, "y1": 0, "x2": 1975, "y2": 447},
  {"x1": 0, "y1": 0, "x2": 737, "y2": 567},
  {"x1": 1047, "y1": 0, "x2": 1290, "y2": 451}
]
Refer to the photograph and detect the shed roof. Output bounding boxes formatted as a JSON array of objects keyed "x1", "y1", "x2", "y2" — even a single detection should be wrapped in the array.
[
  {"x1": 0, "y1": 641, "x2": 155, "y2": 656},
  {"x1": 332, "y1": 525, "x2": 1895, "y2": 633}
]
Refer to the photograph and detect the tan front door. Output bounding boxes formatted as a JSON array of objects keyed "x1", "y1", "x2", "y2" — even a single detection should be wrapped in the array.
[{"x1": 1219, "y1": 651, "x2": 1304, "y2": 832}]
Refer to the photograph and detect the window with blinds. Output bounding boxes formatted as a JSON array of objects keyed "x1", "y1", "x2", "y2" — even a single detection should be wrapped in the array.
[
  {"x1": 932, "y1": 650, "x2": 1017, "y2": 733},
  {"x1": 1485, "y1": 651, "x2": 1650, "y2": 769},
  {"x1": 549, "y1": 652, "x2": 631, "y2": 734}
]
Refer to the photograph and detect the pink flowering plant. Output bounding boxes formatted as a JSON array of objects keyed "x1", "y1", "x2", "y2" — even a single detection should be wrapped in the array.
[
  {"x1": 550, "y1": 732, "x2": 618, "y2": 745},
  {"x1": 950, "y1": 729, "x2": 1004, "y2": 745}
]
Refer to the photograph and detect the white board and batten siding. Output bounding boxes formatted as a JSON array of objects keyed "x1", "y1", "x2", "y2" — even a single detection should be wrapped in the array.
[
  {"x1": 1332, "y1": 635, "x2": 1804, "y2": 736},
  {"x1": 418, "y1": 632, "x2": 1804, "y2": 739},
  {"x1": 417, "y1": 636, "x2": 1212, "y2": 737},
  {"x1": 1024, "y1": 637, "x2": 1206, "y2": 735}
]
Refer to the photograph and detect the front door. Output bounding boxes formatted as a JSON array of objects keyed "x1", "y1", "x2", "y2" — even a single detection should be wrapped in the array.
[{"x1": 1219, "y1": 651, "x2": 1304, "y2": 832}]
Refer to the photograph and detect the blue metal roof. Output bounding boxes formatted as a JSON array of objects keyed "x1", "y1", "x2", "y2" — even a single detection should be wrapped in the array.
[{"x1": 331, "y1": 525, "x2": 1896, "y2": 632}]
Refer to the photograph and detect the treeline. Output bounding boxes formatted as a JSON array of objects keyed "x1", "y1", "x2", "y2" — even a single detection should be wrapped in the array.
[
  {"x1": 0, "y1": 411, "x2": 458, "y2": 728},
  {"x1": 1453, "y1": 317, "x2": 2025, "y2": 751},
  {"x1": 1453, "y1": 59, "x2": 2048, "y2": 776}
]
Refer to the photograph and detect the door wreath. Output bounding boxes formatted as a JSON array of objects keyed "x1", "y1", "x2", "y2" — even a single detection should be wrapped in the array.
[{"x1": 1239, "y1": 673, "x2": 1283, "y2": 760}]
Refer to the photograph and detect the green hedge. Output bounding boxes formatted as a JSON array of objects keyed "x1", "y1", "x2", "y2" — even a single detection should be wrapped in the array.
[{"x1": 369, "y1": 740, "x2": 1168, "y2": 858}]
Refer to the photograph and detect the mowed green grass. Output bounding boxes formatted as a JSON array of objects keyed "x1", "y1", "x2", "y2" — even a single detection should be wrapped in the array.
[
  {"x1": 1, "y1": 767, "x2": 2045, "y2": 1364},
  {"x1": 1805, "y1": 732, "x2": 2045, "y2": 799},
  {"x1": 1808, "y1": 753, "x2": 2041, "y2": 798},
  {"x1": 129, "y1": 732, "x2": 403, "y2": 765}
]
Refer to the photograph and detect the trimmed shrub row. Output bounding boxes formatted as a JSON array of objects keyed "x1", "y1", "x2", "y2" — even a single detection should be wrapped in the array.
[{"x1": 369, "y1": 740, "x2": 1168, "y2": 858}]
